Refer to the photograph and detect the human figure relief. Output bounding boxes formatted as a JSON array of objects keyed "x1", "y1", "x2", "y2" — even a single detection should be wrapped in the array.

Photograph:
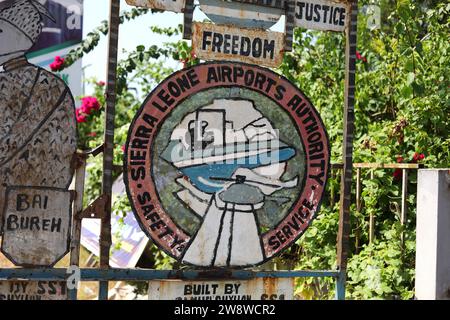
[{"x1": 0, "y1": 0, "x2": 77, "y2": 234}]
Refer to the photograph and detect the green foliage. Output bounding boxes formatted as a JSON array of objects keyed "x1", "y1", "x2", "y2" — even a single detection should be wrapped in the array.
[
  {"x1": 75, "y1": 1, "x2": 449, "y2": 299},
  {"x1": 280, "y1": 0, "x2": 449, "y2": 299}
]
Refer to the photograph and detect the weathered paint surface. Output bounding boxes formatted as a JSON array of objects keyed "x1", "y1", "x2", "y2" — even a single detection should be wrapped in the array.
[
  {"x1": 148, "y1": 278, "x2": 294, "y2": 300},
  {"x1": 125, "y1": 0, "x2": 186, "y2": 12},
  {"x1": 199, "y1": 0, "x2": 283, "y2": 29},
  {"x1": 0, "y1": 0, "x2": 77, "y2": 249},
  {"x1": 192, "y1": 22, "x2": 285, "y2": 68},
  {"x1": 1, "y1": 187, "x2": 72, "y2": 267},
  {"x1": 124, "y1": 62, "x2": 330, "y2": 268},
  {"x1": 0, "y1": 281, "x2": 67, "y2": 300},
  {"x1": 293, "y1": 0, "x2": 349, "y2": 32}
]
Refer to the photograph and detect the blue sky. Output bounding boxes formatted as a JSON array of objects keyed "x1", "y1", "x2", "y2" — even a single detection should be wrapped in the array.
[
  {"x1": 82, "y1": 0, "x2": 189, "y2": 89},
  {"x1": 82, "y1": 0, "x2": 285, "y2": 93}
]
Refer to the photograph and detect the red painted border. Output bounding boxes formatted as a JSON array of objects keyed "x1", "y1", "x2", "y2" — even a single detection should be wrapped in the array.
[{"x1": 124, "y1": 62, "x2": 330, "y2": 266}]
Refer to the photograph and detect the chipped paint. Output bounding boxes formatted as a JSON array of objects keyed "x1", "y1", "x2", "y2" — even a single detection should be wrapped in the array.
[
  {"x1": 148, "y1": 278, "x2": 294, "y2": 300},
  {"x1": 0, "y1": 281, "x2": 67, "y2": 300},
  {"x1": 192, "y1": 22, "x2": 285, "y2": 68},
  {"x1": 1, "y1": 187, "x2": 72, "y2": 267},
  {"x1": 125, "y1": 0, "x2": 186, "y2": 12}
]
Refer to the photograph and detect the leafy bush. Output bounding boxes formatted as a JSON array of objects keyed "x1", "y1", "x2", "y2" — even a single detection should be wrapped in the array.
[{"x1": 74, "y1": 1, "x2": 449, "y2": 299}]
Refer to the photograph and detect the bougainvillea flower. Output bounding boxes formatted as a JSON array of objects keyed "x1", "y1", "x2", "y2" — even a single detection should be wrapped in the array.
[
  {"x1": 80, "y1": 96, "x2": 101, "y2": 114},
  {"x1": 50, "y1": 56, "x2": 65, "y2": 72},
  {"x1": 75, "y1": 108, "x2": 87, "y2": 123},
  {"x1": 393, "y1": 168, "x2": 402, "y2": 181},
  {"x1": 356, "y1": 51, "x2": 367, "y2": 63},
  {"x1": 412, "y1": 152, "x2": 425, "y2": 163}
]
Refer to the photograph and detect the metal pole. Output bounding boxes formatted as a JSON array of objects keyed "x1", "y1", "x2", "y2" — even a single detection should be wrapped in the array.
[
  {"x1": 400, "y1": 168, "x2": 408, "y2": 244},
  {"x1": 99, "y1": 0, "x2": 121, "y2": 301},
  {"x1": 68, "y1": 157, "x2": 87, "y2": 300},
  {"x1": 336, "y1": 0, "x2": 358, "y2": 301}
]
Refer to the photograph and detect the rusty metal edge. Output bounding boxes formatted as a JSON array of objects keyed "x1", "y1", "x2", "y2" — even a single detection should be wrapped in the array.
[
  {"x1": 0, "y1": 268, "x2": 340, "y2": 282},
  {"x1": 99, "y1": 0, "x2": 121, "y2": 301},
  {"x1": 335, "y1": 0, "x2": 358, "y2": 301}
]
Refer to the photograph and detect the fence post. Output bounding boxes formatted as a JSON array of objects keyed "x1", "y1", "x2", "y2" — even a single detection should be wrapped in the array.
[
  {"x1": 415, "y1": 169, "x2": 450, "y2": 300},
  {"x1": 336, "y1": 0, "x2": 358, "y2": 300},
  {"x1": 99, "y1": 0, "x2": 121, "y2": 301}
]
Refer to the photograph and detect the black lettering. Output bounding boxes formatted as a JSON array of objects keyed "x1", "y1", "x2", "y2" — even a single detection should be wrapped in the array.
[
  {"x1": 42, "y1": 219, "x2": 50, "y2": 231},
  {"x1": 202, "y1": 31, "x2": 212, "y2": 50},
  {"x1": 212, "y1": 33, "x2": 223, "y2": 53},
  {"x1": 322, "y1": 5, "x2": 330, "y2": 23},
  {"x1": 16, "y1": 194, "x2": 29, "y2": 211},
  {"x1": 254, "y1": 72, "x2": 266, "y2": 90},
  {"x1": 221, "y1": 66, "x2": 232, "y2": 83},
  {"x1": 143, "y1": 113, "x2": 158, "y2": 127},
  {"x1": 150, "y1": 220, "x2": 165, "y2": 231},
  {"x1": 305, "y1": 3, "x2": 313, "y2": 21},
  {"x1": 233, "y1": 66, "x2": 244, "y2": 83},
  {"x1": 313, "y1": 4, "x2": 321, "y2": 22},
  {"x1": 339, "y1": 8, "x2": 346, "y2": 26},
  {"x1": 275, "y1": 85, "x2": 286, "y2": 100},
  {"x1": 131, "y1": 167, "x2": 145, "y2": 180},
  {"x1": 137, "y1": 192, "x2": 151, "y2": 205},
  {"x1": 263, "y1": 40, "x2": 275, "y2": 59},
  {"x1": 30, "y1": 217, "x2": 40, "y2": 231},
  {"x1": 207, "y1": 67, "x2": 219, "y2": 83},
  {"x1": 37, "y1": 282, "x2": 46, "y2": 295},
  {"x1": 231, "y1": 35, "x2": 239, "y2": 55},
  {"x1": 167, "y1": 81, "x2": 181, "y2": 98},
  {"x1": 252, "y1": 38, "x2": 262, "y2": 58},
  {"x1": 151, "y1": 101, "x2": 167, "y2": 112},
  {"x1": 282, "y1": 225, "x2": 293, "y2": 238},
  {"x1": 51, "y1": 218, "x2": 62, "y2": 232},
  {"x1": 268, "y1": 235, "x2": 280, "y2": 250},
  {"x1": 6, "y1": 215, "x2": 18, "y2": 231},
  {"x1": 244, "y1": 70, "x2": 255, "y2": 86},
  {"x1": 187, "y1": 69, "x2": 200, "y2": 86},
  {"x1": 240, "y1": 37, "x2": 251, "y2": 56},
  {"x1": 157, "y1": 89, "x2": 175, "y2": 106},
  {"x1": 295, "y1": 2, "x2": 305, "y2": 19},
  {"x1": 223, "y1": 34, "x2": 231, "y2": 54}
]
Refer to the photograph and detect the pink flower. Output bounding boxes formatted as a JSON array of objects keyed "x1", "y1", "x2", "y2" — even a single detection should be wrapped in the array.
[
  {"x1": 97, "y1": 81, "x2": 106, "y2": 87},
  {"x1": 87, "y1": 132, "x2": 97, "y2": 137},
  {"x1": 393, "y1": 168, "x2": 402, "y2": 181},
  {"x1": 80, "y1": 96, "x2": 101, "y2": 114},
  {"x1": 412, "y1": 152, "x2": 425, "y2": 163},
  {"x1": 75, "y1": 108, "x2": 87, "y2": 123},
  {"x1": 356, "y1": 51, "x2": 367, "y2": 63},
  {"x1": 121, "y1": 145, "x2": 126, "y2": 152},
  {"x1": 50, "y1": 56, "x2": 65, "y2": 72},
  {"x1": 396, "y1": 156, "x2": 404, "y2": 163}
]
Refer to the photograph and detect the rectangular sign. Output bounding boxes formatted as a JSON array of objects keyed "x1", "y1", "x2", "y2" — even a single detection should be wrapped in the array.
[
  {"x1": 192, "y1": 22, "x2": 285, "y2": 68},
  {"x1": 125, "y1": 0, "x2": 186, "y2": 13},
  {"x1": 0, "y1": 281, "x2": 67, "y2": 300},
  {"x1": 148, "y1": 278, "x2": 294, "y2": 300},
  {"x1": 293, "y1": 0, "x2": 348, "y2": 32}
]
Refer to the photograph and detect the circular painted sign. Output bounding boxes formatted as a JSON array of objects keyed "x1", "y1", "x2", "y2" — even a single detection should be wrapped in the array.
[{"x1": 124, "y1": 62, "x2": 330, "y2": 268}]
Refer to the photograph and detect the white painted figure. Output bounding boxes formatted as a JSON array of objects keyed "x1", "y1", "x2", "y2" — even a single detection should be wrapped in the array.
[
  {"x1": 161, "y1": 99, "x2": 298, "y2": 267},
  {"x1": 0, "y1": 0, "x2": 77, "y2": 235}
]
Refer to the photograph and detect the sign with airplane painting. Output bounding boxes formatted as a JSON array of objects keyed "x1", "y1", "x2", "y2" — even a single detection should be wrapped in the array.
[{"x1": 124, "y1": 62, "x2": 330, "y2": 268}]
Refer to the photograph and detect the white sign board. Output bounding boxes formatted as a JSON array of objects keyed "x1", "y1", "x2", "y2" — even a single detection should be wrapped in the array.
[
  {"x1": 0, "y1": 281, "x2": 67, "y2": 300},
  {"x1": 148, "y1": 278, "x2": 294, "y2": 300},
  {"x1": 192, "y1": 22, "x2": 285, "y2": 68},
  {"x1": 1, "y1": 187, "x2": 72, "y2": 267},
  {"x1": 125, "y1": 0, "x2": 186, "y2": 13},
  {"x1": 293, "y1": 0, "x2": 348, "y2": 32}
]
